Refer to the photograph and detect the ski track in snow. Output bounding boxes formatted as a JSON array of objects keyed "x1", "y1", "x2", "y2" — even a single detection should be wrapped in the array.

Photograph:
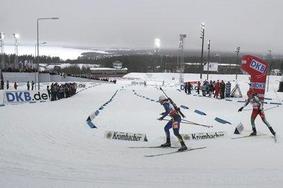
[{"x1": 0, "y1": 73, "x2": 283, "y2": 188}]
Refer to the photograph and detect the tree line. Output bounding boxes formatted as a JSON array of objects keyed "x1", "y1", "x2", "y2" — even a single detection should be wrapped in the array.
[{"x1": 1, "y1": 52, "x2": 283, "y2": 74}]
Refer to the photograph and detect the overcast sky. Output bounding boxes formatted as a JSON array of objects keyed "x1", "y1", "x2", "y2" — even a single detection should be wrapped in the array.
[{"x1": 1, "y1": 0, "x2": 283, "y2": 55}]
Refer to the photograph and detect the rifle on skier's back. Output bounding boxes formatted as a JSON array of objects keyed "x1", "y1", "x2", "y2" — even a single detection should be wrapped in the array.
[{"x1": 160, "y1": 87, "x2": 185, "y2": 118}]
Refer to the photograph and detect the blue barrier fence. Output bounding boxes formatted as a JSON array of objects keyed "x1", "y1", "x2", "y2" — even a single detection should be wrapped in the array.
[
  {"x1": 133, "y1": 90, "x2": 233, "y2": 125},
  {"x1": 86, "y1": 89, "x2": 119, "y2": 129}
]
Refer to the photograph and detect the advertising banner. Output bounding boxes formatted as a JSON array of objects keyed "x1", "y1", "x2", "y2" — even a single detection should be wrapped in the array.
[
  {"x1": 203, "y1": 62, "x2": 219, "y2": 72},
  {"x1": 4, "y1": 90, "x2": 50, "y2": 104},
  {"x1": 181, "y1": 131, "x2": 226, "y2": 140},
  {"x1": 241, "y1": 55, "x2": 269, "y2": 99},
  {"x1": 105, "y1": 131, "x2": 148, "y2": 142}
]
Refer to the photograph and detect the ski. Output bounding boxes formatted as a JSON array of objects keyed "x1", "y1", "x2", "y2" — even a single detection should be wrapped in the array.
[
  {"x1": 129, "y1": 146, "x2": 179, "y2": 149},
  {"x1": 273, "y1": 134, "x2": 278, "y2": 143},
  {"x1": 144, "y1": 146, "x2": 206, "y2": 157},
  {"x1": 231, "y1": 133, "x2": 267, "y2": 139},
  {"x1": 232, "y1": 133, "x2": 279, "y2": 143}
]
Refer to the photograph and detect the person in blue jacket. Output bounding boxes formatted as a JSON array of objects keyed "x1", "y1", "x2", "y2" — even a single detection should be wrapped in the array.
[{"x1": 158, "y1": 95, "x2": 187, "y2": 151}]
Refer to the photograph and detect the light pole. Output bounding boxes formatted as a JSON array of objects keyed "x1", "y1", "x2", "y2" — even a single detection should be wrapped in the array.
[
  {"x1": 154, "y1": 38, "x2": 160, "y2": 72},
  {"x1": 34, "y1": 42, "x2": 47, "y2": 85},
  {"x1": 154, "y1": 38, "x2": 160, "y2": 53},
  {"x1": 235, "y1": 47, "x2": 240, "y2": 80},
  {"x1": 154, "y1": 38, "x2": 163, "y2": 71},
  {"x1": 36, "y1": 17, "x2": 59, "y2": 90},
  {"x1": 0, "y1": 32, "x2": 5, "y2": 70},
  {"x1": 200, "y1": 23, "x2": 205, "y2": 80},
  {"x1": 206, "y1": 40, "x2": 211, "y2": 80},
  {"x1": 34, "y1": 42, "x2": 47, "y2": 57},
  {"x1": 13, "y1": 33, "x2": 20, "y2": 69},
  {"x1": 0, "y1": 32, "x2": 4, "y2": 83},
  {"x1": 266, "y1": 49, "x2": 272, "y2": 92},
  {"x1": 178, "y1": 34, "x2": 186, "y2": 84}
]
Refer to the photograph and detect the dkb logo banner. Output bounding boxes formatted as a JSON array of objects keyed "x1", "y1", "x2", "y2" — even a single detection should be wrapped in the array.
[
  {"x1": 241, "y1": 55, "x2": 269, "y2": 100},
  {"x1": 4, "y1": 90, "x2": 49, "y2": 104}
]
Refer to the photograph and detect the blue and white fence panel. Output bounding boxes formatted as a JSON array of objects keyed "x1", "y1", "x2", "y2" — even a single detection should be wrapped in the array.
[{"x1": 86, "y1": 89, "x2": 119, "y2": 129}]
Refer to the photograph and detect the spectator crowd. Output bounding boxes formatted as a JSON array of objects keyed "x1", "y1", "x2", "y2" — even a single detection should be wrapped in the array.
[
  {"x1": 48, "y1": 82, "x2": 77, "y2": 101},
  {"x1": 183, "y1": 80, "x2": 232, "y2": 99}
]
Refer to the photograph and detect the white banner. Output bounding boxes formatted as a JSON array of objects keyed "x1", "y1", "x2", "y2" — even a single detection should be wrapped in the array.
[
  {"x1": 182, "y1": 131, "x2": 225, "y2": 140},
  {"x1": 0, "y1": 90, "x2": 4, "y2": 106},
  {"x1": 4, "y1": 90, "x2": 50, "y2": 104},
  {"x1": 78, "y1": 83, "x2": 86, "y2": 88},
  {"x1": 203, "y1": 62, "x2": 218, "y2": 72},
  {"x1": 105, "y1": 131, "x2": 148, "y2": 142}
]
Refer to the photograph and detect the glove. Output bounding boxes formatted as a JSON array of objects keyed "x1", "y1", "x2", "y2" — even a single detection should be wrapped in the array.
[
  {"x1": 158, "y1": 117, "x2": 164, "y2": 120},
  {"x1": 238, "y1": 107, "x2": 243, "y2": 112}
]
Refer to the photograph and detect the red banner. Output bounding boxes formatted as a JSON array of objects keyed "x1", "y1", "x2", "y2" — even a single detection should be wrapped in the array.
[{"x1": 241, "y1": 55, "x2": 269, "y2": 100}]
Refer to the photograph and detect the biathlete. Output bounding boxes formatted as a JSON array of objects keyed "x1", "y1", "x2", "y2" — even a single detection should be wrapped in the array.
[
  {"x1": 238, "y1": 89, "x2": 276, "y2": 137},
  {"x1": 158, "y1": 95, "x2": 187, "y2": 151}
]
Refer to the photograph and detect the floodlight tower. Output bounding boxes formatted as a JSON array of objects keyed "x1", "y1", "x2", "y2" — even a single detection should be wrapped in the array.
[
  {"x1": 154, "y1": 38, "x2": 164, "y2": 72},
  {"x1": 13, "y1": 33, "x2": 20, "y2": 69},
  {"x1": 235, "y1": 46, "x2": 240, "y2": 80},
  {"x1": 206, "y1": 40, "x2": 211, "y2": 80},
  {"x1": 0, "y1": 32, "x2": 4, "y2": 83},
  {"x1": 154, "y1": 38, "x2": 161, "y2": 53},
  {"x1": 178, "y1": 34, "x2": 186, "y2": 84},
  {"x1": 266, "y1": 49, "x2": 272, "y2": 92},
  {"x1": 200, "y1": 23, "x2": 205, "y2": 79},
  {"x1": 0, "y1": 32, "x2": 5, "y2": 70}
]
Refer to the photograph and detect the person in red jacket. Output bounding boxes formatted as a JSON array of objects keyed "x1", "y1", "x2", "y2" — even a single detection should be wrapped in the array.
[
  {"x1": 214, "y1": 80, "x2": 220, "y2": 98},
  {"x1": 238, "y1": 89, "x2": 276, "y2": 137}
]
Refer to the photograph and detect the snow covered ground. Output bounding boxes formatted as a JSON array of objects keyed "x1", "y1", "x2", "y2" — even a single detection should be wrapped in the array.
[{"x1": 0, "y1": 73, "x2": 283, "y2": 188}]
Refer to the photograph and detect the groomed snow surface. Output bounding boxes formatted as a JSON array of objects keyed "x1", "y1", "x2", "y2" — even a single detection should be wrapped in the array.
[{"x1": 0, "y1": 73, "x2": 283, "y2": 188}]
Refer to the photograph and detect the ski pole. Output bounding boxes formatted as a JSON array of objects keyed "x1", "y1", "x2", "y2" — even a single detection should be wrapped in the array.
[
  {"x1": 264, "y1": 105, "x2": 280, "y2": 111},
  {"x1": 181, "y1": 119, "x2": 213, "y2": 128},
  {"x1": 161, "y1": 118, "x2": 213, "y2": 128},
  {"x1": 160, "y1": 87, "x2": 186, "y2": 118},
  {"x1": 242, "y1": 105, "x2": 280, "y2": 112},
  {"x1": 242, "y1": 108, "x2": 252, "y2": 112}
]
